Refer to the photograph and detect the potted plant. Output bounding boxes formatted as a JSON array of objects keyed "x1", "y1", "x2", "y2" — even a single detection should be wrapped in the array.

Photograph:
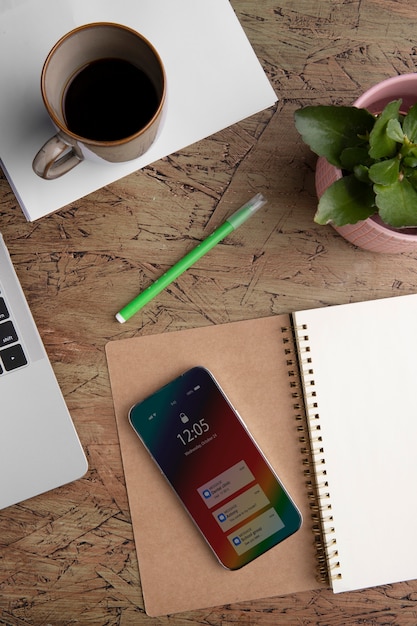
[{"x1": 294, "y1": 73, "x2": 417, "y2": 253}]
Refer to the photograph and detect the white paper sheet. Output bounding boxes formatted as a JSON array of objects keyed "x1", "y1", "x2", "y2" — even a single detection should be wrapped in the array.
[{"x1": 0, "y1": 0, "x2": 276, "y2": 220}]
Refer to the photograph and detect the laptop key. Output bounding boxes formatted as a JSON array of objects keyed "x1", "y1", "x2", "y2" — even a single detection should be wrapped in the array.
[
  {"x1": 0, "y1": 320, "x2": 18, "y2": 347},
  {"x1": 1, "y1": 343, "x2": 28, "y2": 371},
  {"x1": 0, "y1": 297, "x2": 9, "y2": 322}
]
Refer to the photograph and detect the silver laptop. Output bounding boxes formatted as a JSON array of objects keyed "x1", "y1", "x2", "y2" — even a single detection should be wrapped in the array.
[{"x1": 0, "y1": 234, "x2": 87, "y2": 509}]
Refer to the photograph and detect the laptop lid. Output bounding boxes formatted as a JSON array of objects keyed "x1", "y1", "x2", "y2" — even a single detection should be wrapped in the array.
[{"x1": 0, "y1": 234, "x2": 87, "y2": 509}]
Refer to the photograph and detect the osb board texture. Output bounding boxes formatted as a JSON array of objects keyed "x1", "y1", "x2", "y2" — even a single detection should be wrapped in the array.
[{"x1": 2, "y1": 1, "x2": 417, "y2": 625}]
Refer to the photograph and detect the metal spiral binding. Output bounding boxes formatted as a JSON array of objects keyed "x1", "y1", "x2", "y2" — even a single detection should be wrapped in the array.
[{"x1": 281, "y1": 323, "x2": 342, "y2": 585}]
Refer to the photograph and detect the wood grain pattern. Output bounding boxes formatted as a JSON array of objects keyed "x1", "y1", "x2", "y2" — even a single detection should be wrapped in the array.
[{"x1": 2, "y1": 1, "x2": 417, "y2": 624}]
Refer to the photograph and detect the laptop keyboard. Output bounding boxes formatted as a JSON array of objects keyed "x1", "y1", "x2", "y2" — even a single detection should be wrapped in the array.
[{"x1": 0, "y1": 287, "x2": 28, "y2": 375}]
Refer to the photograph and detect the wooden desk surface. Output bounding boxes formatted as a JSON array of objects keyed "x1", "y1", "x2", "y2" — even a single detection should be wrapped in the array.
[{"x1": 2, "y1": 1, "x2": 417, "y2": 624}]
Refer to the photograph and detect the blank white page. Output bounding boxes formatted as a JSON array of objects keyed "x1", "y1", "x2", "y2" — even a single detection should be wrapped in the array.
[{"x1": 293, "y1": 293, "x2": 417, "y2": 593}]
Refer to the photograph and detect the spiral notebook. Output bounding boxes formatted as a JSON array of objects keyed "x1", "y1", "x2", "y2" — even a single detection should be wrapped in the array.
[
  {"x1": 290, "y1": 292, "x2": 417, "y2": 594},
  {"x1": 106, "y1": 293, "x2": 417, "y2": 615}
]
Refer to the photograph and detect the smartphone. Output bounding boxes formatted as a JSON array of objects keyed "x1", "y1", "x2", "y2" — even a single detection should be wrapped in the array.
[{"x1": 128, "y1": 366, "x2": 302, "y2": 569}]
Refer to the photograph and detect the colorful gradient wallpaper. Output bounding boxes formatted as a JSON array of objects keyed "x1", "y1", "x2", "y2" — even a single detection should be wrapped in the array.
[{"x1": 129, "y1": 366, "x2": 302, "y2": 569}]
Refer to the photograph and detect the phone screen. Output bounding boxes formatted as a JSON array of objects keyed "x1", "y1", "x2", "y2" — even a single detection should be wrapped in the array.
[{"x1": 129, "y1": 366, "x2": 302, "y2": 569}]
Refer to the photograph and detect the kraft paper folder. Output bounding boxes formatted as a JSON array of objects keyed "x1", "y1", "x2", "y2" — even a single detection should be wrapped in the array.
[{"x1": 106, "y1": 293, "x2": 417, "y2": 616}]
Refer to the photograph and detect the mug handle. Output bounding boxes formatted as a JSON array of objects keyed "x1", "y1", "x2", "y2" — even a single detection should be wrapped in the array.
[{"x1": 32, "y1": 132, "x2": 83, "y2": 180}]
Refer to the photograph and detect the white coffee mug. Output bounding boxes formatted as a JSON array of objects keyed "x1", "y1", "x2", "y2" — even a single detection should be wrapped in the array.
[{"x1": 33, "y1": 22, "x2": 166, "y2": 180}]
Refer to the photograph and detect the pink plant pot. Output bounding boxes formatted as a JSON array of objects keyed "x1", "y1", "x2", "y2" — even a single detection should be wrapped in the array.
[{"x1": 315, "y1": 73, "x2": 417, "y2": 253}]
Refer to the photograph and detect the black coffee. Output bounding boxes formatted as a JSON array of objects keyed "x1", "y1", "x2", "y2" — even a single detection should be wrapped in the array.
[{"x1": 64, "y1": 58, "x2": 159, "y2": 141}]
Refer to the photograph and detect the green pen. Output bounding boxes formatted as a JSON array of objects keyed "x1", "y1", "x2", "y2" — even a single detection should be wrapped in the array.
[{"x1": 115, "y1": 193, "x2": 267, "y2": 323}]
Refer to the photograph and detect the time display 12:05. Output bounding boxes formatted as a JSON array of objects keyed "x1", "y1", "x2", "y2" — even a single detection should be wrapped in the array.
[{"x1": 177, "y1": 418, "x2": 210, "y2": 445}]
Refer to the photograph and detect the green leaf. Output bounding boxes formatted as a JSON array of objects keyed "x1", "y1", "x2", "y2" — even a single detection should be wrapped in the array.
[
  {"x1": 403, "y1": 102, "x2": 417, "y2": 142},
  {"x1": 402, "y1": 145, "x2": 417, "y2": 167},
  {"x1": 369, "y1": 99, "x2": 402, "y2": 159},
  {"x1": 353, "y1": 164, "x2": 370, "y2": 183},
  {"x1": 405, "y1": 168, "x2": 417, "y2": 191},
  {"x1": 315, "y1": 175, "x2": 375, "y2": 226},
  {"x1": 403, "y1": 155, "x2": 417, "y2": 168},
  {"x1": 294, "y1": 106, "x2": 375, "y2": 168},
  {"x1": 368, "y1": 157, "x2": 400, "y2": 185},
  {"x1": 340, "y1": 146, "x2": 372, "y2": 170},
  {"x1": 374, "y1": 178, "x2": 417, "y2": 227},
  {"x1": 386, "y1": 118, "x2": 404, "y2": 143}
]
